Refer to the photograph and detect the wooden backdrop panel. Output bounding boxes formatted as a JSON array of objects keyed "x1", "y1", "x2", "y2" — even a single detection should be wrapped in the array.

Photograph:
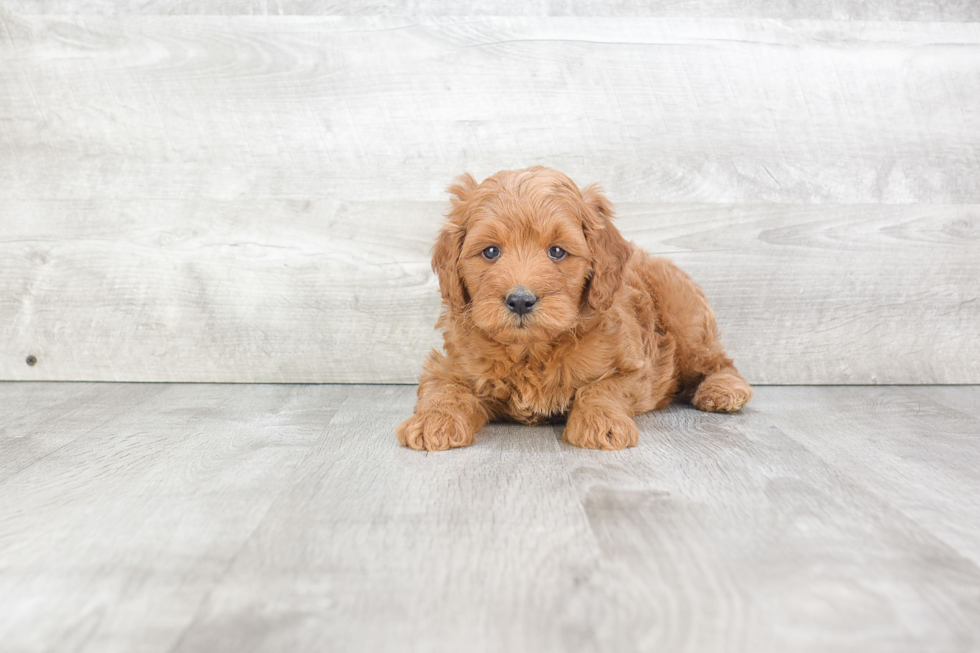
[
  {"x1": 2, "y1": 17, "x2": 979, "y2": 204},
  {"x1": 2, "y1": 200, "x2": 976, "y2": 383},
  {"x1": 1, "y1": 12, "x2": 978, "y2": 383},
  {"x1": 5, "y1": 1, "x2": 980, "y2": 20}
]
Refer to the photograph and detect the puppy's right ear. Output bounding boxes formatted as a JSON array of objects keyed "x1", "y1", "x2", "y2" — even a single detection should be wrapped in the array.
[{"x1": 431, "y1": 173, "x2": 478, "y2": 313}]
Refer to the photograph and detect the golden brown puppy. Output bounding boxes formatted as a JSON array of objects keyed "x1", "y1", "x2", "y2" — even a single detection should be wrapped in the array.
[{"x1": 397, "y1": 166, "x2": 752, "y2": 451}]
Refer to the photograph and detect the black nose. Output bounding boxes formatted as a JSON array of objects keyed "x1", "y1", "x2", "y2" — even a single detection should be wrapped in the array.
[{"x1": 505, "y1": 289, "x2": 537, "y2": 316}]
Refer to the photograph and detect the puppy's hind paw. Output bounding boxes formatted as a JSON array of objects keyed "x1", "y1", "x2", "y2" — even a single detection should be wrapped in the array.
[
  {"x1": 692, "y1": 371, "x2": 753, "y2": 413},
  {"x1": 396, "y1": 410, "x2": 477, "y2": 451}
]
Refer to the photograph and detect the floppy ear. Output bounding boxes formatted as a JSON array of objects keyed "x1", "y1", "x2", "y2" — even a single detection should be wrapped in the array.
[
  {"x1": 431, "y1": 173, "x2": 478, "y2": 313},
  {"x1": 580, "y1": 183, "x2": 632, "y2": 313}
]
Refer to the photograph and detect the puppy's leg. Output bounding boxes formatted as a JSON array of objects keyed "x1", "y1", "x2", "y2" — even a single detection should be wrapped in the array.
[
  {"x1": 646, "y1": 258, "x2": 753, "y2": 413},
  {"x1": 680, "y1": 322, "x2": 752, "y2": 412},
  {"x1": 396, "y1": 374, "x2": 488, "y2": 451},
  {"x1": 564, "y1": 378, "x2": 638, "y2": 450},
  {"x1": 683, "y1": 334, "x2": 753, "y2": 413}
]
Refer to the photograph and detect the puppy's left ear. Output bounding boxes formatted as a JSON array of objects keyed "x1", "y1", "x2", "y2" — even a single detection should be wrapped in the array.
[{"x1": 581, "y1": 183, "x2": 632, "y2": 313}]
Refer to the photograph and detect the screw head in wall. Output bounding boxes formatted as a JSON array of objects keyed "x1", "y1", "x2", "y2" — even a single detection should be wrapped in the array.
[{"x1": 26, "y1": 355, "x2": 37, "y2": 366}]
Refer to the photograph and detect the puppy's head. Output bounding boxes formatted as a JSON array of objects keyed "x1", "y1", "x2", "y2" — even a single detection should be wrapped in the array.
[{"x1": 432, "y1": 166, "x2": 631, "y2": 343}]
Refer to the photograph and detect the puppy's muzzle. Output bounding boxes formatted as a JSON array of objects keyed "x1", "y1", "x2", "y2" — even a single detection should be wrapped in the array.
[{"x1": 505, "y1": 287, "x2": 538, "y2": 316}]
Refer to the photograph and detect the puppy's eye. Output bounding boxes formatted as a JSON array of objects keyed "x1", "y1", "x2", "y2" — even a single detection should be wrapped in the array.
[
  {"x1": 482, "y1": 246, "x2": 501, "y2": 260},
  {"x1": 547, "y1": 246, "x2": 567, "y2": 261}
]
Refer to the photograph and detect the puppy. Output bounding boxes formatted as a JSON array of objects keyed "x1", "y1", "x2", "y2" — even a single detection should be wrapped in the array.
[{"x1": 397, "y1": 166, "x2": 752, "y2": 451}]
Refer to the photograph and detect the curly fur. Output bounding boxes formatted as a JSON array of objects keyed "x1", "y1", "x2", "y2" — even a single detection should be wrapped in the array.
[{"x1": 397, "y1": 166, "x2": 752, "y2": 451}]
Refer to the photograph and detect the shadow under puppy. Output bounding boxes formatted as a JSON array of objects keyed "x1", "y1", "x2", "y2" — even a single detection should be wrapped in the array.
[{"x1": 398, "y1": 166, "x2": 752, "y2": 451}]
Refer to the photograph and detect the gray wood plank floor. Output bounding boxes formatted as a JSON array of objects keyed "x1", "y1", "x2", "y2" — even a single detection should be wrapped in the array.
[{"x1": 1, "y1": 383, "x2": 978, "y2": 652}]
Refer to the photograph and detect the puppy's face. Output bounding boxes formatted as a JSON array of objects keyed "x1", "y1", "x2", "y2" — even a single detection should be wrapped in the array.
[
  {"x1": 433, "y1": 167, "x2": 630, "y2": 344},
  {"x1": 459, "y1": 198, "x2": 592, "y2": 342}
]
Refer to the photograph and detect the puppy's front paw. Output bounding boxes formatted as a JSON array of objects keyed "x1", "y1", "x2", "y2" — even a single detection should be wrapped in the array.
[
  {"x1": 564, "y1": 407, "x2": 638, "y2": 450},
  {"x1": 396, "y1": 410, "x2": 477, "y2": 451}
]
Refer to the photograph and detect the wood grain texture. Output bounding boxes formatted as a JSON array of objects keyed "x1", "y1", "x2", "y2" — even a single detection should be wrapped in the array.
[
  {"x1": 171, "y1": 385, "x2": 603, "y2": 653},
  {"x1": 2, "y1": 201, "x2": 977, "y2": 383},
  {"x1": 0, "y1": 381, "x2": 168, "y2": 480},
  {"x1": 565, "y1": 391, "x2": 980, "y2": 652},
  {"x1": 760, "y1": 386, "x2": 980, "y2": 566},
  {"x1": 1, "y1": 13, "x2": 978, "y2": 383},
  {"x1": 6, "y1": 0, "x2": 980, "y2": 20},
  {"x1": 1, "y1": 16, "x2": 979, "y2": 204},
  {"x1": 2, "y1": 382, "x2": 979, "y2": 652},
  {"x1": 0, "y1": 382, "x2": 350, "y2": 653}
]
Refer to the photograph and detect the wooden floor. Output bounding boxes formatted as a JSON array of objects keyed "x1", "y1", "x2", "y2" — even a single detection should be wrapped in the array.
[{"x1": 1, "y1": 383, "x2": 978, "y2": 652}]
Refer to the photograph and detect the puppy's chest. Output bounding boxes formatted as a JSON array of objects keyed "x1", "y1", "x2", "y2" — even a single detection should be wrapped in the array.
[{"x1": 472, "y1": 361, "x2": 575, "y2": 425}]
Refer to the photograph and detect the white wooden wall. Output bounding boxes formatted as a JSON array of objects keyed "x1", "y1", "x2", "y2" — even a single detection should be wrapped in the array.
[{"x1": 1, "y1": 3, "x2": 978, "y2": 384}]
